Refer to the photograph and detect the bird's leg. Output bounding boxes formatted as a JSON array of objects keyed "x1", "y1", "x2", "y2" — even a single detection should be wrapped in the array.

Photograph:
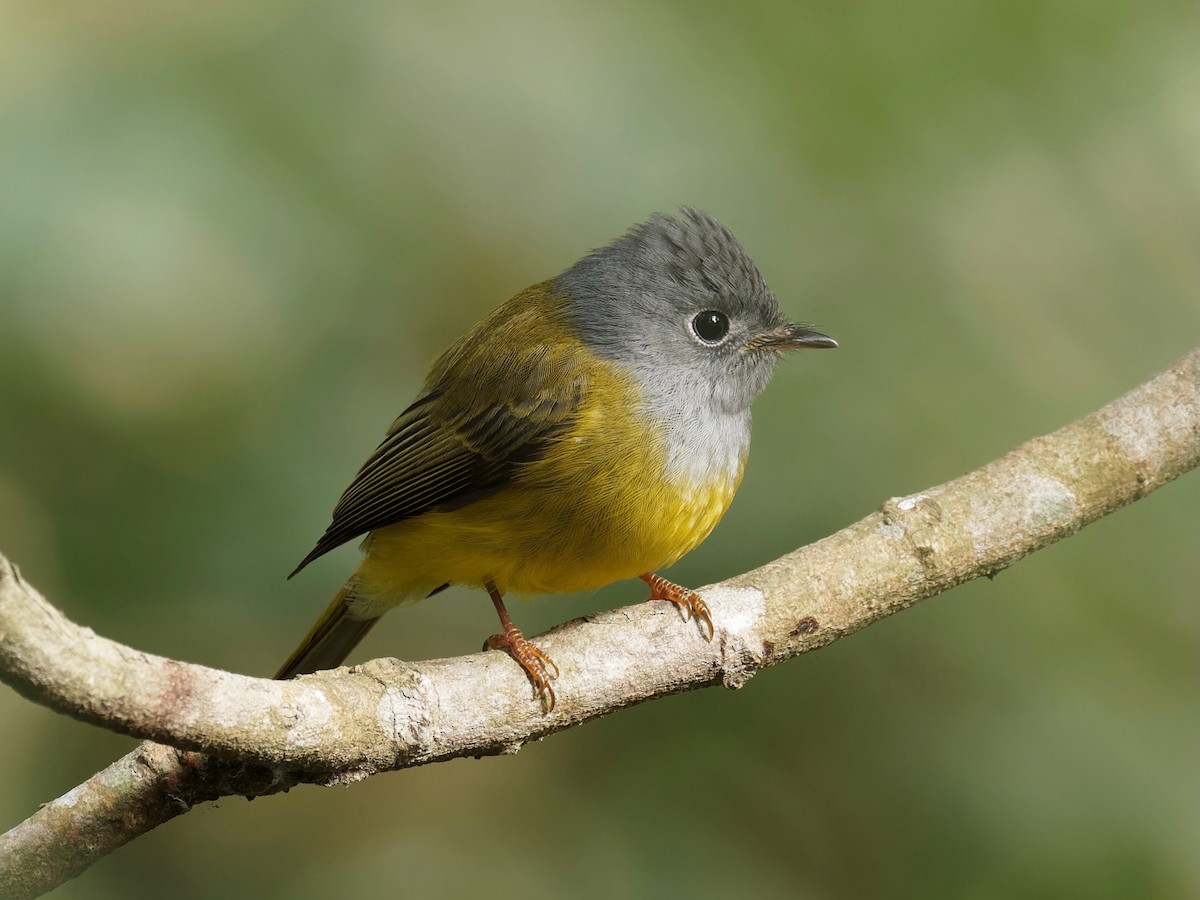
[
  {"x1": 640, "y1": 573, "x2": 714, "y2": 641},
  {"x1": 483, "y1": 581, "x2": 559, "y2": 711}
]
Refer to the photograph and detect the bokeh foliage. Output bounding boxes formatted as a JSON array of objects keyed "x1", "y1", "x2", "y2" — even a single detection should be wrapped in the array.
[{"x1": 1, "y1": 2, "x2": 1196, "y2": 897}]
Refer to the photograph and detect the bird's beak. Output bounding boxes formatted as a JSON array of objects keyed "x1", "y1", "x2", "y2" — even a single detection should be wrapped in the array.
[{"x1": 746, "y1": 323, "x2": 838, "y2": 352}]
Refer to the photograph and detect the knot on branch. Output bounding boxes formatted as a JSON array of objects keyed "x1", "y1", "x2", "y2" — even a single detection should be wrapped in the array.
[{"x1": 880, "y1": 493, "x2": 946, "y2": 576}]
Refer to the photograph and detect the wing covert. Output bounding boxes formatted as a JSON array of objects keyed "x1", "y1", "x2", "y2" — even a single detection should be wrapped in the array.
[{"x1": 289, "y1": 332, "x2": 586, "y2": 578}]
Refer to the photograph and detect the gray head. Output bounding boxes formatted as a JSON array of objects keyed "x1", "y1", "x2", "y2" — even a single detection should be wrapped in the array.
[{"x1": 557, "y1": 207, "x2": 835, "y2": 416}]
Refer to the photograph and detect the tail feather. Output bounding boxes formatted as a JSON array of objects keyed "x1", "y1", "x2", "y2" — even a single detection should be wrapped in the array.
[{"x1": 275, "y1": 585, "x2": 380, "y2": 679}]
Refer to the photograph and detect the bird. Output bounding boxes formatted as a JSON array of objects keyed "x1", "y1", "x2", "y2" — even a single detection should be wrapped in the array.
[{"x1": 277, "y1": 207, "x2": 836, "y2": 709}]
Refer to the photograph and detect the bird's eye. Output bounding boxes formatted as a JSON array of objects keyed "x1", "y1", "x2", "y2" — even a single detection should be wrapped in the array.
[{"x1": 692, "y1": 310, "x2": 729, "y2": 344}]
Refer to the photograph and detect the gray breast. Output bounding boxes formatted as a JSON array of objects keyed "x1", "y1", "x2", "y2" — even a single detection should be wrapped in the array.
[{"x1": 632, "y1": 367, "x2": 753, "y2": 489}]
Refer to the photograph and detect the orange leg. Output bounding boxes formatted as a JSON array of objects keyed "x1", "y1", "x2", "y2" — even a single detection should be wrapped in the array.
[
  {"x1": 640, "y1": 573, "x2": 714, "y2": 641},
  {"x1": 483, "y1": 581, "x2": 559, "y2": 711}
]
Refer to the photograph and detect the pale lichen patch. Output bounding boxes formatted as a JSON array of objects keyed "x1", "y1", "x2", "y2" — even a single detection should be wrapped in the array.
[
  {"x1": 1099, "y1": 398, "x2": 1198, "y2": 464},
  {"x1": 375, "y1": 687, "x2": 405, "y2": 740},
  {"x1": 55, "y1": 785, "x2": 85, "y2": 809},
  {"x1": 375, "y1": 681, "x2": 434, "y2": 746},
  {"x1": 200, "y1": 673, "x2": 281, "y2": 734},
  {"x1": 280, "y1": 688, "x2": 335, "y2": 749},
  {"x1": 706, "y1": 585, "x2": 764, "y2": 638},
  {"x1": 1023, "y1": 474, "x2": 1078, "y2": 529},
  {"x1": 968, "y1": 469, "x2": 1077, "y2": 551}
]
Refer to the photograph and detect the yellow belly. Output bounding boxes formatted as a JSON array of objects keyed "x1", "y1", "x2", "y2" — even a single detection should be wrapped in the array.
[{"x1": 350, "y1": 369, "x2": 744, "y2": 608}]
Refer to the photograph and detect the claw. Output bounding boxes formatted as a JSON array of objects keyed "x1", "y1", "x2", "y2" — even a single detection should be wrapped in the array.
[
  {"x1": 485, "y1": 629, "x2": 558, "y2": 710},
  {"x1": 529, "y1": 642, "x2": 561, "y2": 681},
  {"x1": 640, "y1": 573, "x2": 715, "y2": 641},
  {"x1": 484, "y1": 581, "x2": 559, "y2": 711}
]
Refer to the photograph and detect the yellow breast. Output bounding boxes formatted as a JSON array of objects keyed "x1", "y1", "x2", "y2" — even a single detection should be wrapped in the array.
[{"x1": 353, "y1": 355, "x2": 745, "y2": 604}]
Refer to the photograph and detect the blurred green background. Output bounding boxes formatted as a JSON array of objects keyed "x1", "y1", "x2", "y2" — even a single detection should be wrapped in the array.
[{"x1": 1, "y1": 1, "x2": 1197, "y2": 897}]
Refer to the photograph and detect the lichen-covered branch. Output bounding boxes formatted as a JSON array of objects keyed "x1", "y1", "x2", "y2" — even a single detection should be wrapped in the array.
[{"x1": 1, "y1": 347, "x2": 1197, "y2": 899}]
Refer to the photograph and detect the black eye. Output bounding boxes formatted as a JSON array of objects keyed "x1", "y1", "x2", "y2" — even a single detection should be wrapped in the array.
[{"x1": 692, "y1": 310, "x2": 729, "y2": 344}]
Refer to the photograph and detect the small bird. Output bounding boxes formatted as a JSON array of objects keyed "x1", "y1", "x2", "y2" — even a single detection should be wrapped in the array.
[{"x1": 278, "y1": 208, "x2": 836, "y2": 708}]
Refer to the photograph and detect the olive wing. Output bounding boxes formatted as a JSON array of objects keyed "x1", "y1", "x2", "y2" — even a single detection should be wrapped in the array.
[{"x1": 288, "y1": 352, "x2": 585, "y2": 578}]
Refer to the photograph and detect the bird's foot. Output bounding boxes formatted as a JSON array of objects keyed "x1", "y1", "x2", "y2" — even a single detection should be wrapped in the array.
[
  {"x1": 484, "y1": 624, "x2": 559, "y2": 711},
  {"x1": 640, "y1": 573, "x2": 714, "y2": 640}
]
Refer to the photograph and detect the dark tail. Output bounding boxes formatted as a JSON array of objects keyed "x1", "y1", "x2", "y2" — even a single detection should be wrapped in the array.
[{"x1": 275, "y1": 585, "x2": 380, "y2": 679}]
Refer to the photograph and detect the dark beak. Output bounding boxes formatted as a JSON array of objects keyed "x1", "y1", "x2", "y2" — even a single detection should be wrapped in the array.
[{"x1": 747, "y1": 323, "x2": 838, "y2": 352}]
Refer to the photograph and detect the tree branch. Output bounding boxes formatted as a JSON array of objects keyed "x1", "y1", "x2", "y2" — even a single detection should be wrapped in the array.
[{"x1": 2, "y1": 347, "x2": 1197, "y2": 898}]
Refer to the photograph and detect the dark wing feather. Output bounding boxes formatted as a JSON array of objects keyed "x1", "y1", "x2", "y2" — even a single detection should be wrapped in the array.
[{"x1": 289, "y1": 353, "x2": 584, "y2": 578}]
